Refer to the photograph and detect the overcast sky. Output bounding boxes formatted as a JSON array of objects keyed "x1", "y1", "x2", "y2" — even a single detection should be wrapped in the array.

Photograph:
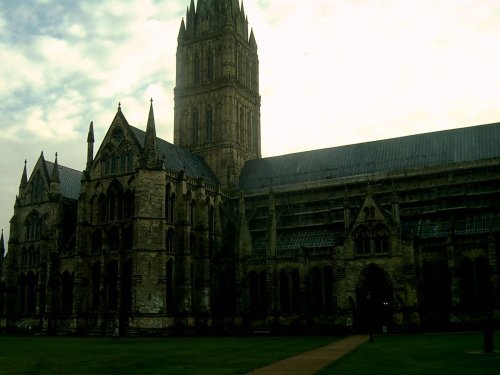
[{"x1": 2, "y1": 0, "x2": 500, "y2": 245}]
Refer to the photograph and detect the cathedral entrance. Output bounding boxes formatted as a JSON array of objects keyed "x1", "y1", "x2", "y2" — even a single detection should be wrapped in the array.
[{"x1": 355, "y1": 264, "x2": 393, "y2": 333}]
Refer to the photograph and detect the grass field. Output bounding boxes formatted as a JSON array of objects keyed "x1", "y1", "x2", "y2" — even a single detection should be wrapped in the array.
[
  {"x1": 319, "y1": 332, "x2": 500, "y2": 375},
  {"x1": 0, "y1": 334, "x2": 338, "y2": 375},
  {"x1": 0, "y1": 332, "x2": 498, "y2": 374}
]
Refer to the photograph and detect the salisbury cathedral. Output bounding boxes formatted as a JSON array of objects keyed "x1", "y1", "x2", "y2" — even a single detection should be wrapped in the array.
[{"x1": 1, "y1": 0, "x2": 499, "y2": 335}]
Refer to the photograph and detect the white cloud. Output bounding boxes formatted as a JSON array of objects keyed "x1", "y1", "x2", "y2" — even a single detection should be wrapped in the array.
[{"x1": 246, "y1": 0, "x2": 500, "y2": 155}]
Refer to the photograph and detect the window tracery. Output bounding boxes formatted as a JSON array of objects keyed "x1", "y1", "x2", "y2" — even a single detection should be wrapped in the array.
[
  {"x1": 100, "y1": 143, "x2": 135, "y2": 177},
  {"x1": 25, "y1": 213, "x2": 42, "y2": 241},
  {"x1": 30, "y1": 171, "x2": 44, "y2": 203},
  {"x1": 354, "y1": 225, "x2": 390, "y2": 256}
]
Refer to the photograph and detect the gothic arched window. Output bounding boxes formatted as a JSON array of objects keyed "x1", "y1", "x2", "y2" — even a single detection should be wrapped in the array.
[
  {"x1": 247, "y1": 270, "x2": 267, "y2": 315},
  {"x1": 248, "y1": 271, "x2": 259, "y2": 314},
  {"x1": 166, "y1": 259, "x2": 174, "y2": 313},
  {"x1": 91, "y1": 230, "x2": 102, "y2": 254},
  {"x1": 207, "y1": 52, "x2": 214, "y2": 81},
  {"x1": 166, "y1": 228, "x2": 174, "y2": 254},
  {"x1": 18, "y1": 273, "x2": 26, "y2": 313},
  {"x1": 165, "y1": 184, "x2": 172, "y2": 222},
  {"x1": 108, "y1": 180, "x2": 124, "y2": 221},
  {"x1": 121, "y1": 259, "x2": 133, "y2": 312},
  {"x1": 31, "y1": 171, "x2": 44, "y2": 203},
  {"x1": 106, "y1": 261, "x2": 118, "y2": 311},
  {"x1": 189, "y1": 200, "x2": 196, "y2": 227},
  {"x1": 279, "y1": 269, "x2": 290, "y2": 313},
  {"x1": 26, "y1": 271, "x2": 37, "y2": 314},
  {"x1": 192, "y1": 110, "x2": 199, "y2": 144},
  {"x1": 310, "y1": 267, "x2": 322, "y2": 313},
  {"x1": 373, "y1": 226, "x2": 390, "y2": 253},
  {"x1": 25, "y1": 213, "x2": 42, "y2": 241},
  {"x1": 61, "y1": 271, "x2": 74, "y2": 314},
  {"x1": 91, "y1": 261, "x2": 101, "y2": 311},
  {"x1": 206, "y1": 107, "x2": 213, "y2": 143},
  {"x1": 194, "y1": 55, "x2": 201, "y2": 84},
  {"x1": 239, "y1": 107, "x2": 245, "y2": 145},
  {"x1": 323, "y1": 266, "x2": 334, "y2": 312},
  {"x1": 354, "y1": 227, "x2": 370, "y2": 255},
  {"x1": 127, "y1": 150, "x2": 134, "y2": 171}
]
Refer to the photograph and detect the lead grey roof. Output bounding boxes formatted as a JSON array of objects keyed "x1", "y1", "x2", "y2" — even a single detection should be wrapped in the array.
[
  {"x1": 240, "y1": 122, "x2": 500, "y2": 191},
  {"x1": 129, "y1": 126, "x2": 219, "y2": 186},
  {"x1": 45, "y1": 161, "x2": 82, "y2": 200}
]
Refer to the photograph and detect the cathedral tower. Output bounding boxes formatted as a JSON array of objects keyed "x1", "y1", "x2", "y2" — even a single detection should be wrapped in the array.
[{"x1": 174, "y1": 0, "x2": 261, "y2": 190}]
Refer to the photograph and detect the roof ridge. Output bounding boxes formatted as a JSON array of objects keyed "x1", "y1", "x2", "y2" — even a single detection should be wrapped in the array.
[
  {"x1": 45, "y1": 160, "x2": 83, "y2": 174},
  {"x1": 240, "y1": 121, "x2": 500, "y2": 191},
  {"x1": 255, "y1": 121, "x2": 500, "y2": 162}
]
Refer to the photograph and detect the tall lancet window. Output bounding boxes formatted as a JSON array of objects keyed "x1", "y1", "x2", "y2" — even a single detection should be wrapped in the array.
[
  {"x1": 239, "y1": 107, "x2": 245, "y2": 145},
  {"x1": 192, "y1": 110, "x2": 199, "y2": 144},
  {"x1": 194, "y1": 55, "x2": 201, "y2": 84},
  {"x1": 31, "y1": 171, "x2": 44, "y2": 203},
  {"x1": 206, "y1": 107, "x2": 213, "y2": 143},
  {"x1": 207, "y1": 52, "x2": 214, "y2": 81}
]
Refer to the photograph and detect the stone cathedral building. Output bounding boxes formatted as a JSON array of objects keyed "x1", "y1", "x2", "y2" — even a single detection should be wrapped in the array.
[{"x1": 1, "y1": 0, "x2": 499, "y2": 335}]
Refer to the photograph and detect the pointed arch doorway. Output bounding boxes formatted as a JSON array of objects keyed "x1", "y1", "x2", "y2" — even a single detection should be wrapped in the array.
[{"x1": 355, "y1": 264, "x2": 393, "y2": 332}]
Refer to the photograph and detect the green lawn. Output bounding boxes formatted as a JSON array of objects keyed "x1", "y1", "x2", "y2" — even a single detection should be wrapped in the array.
[
  {"x1": 0, "y1": 334, "x2": 338, "y2": 375},
  {"x1": 1, "y1": 332, "x2": 499, "y2": 375},
  {"x1": 319, "y1": 332, "x2": 500, "y2": 375}
]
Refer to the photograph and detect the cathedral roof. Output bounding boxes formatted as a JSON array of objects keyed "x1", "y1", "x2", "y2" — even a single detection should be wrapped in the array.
[
  {"x1": 44, "y1": 161, "x2": 82, "y2": 199},
  {"x1": 240, "y1": 121, "x2": 500, "y2": 192},
  {"x1": 129, "y1": 126, "x2": 219, "y2": 185}
]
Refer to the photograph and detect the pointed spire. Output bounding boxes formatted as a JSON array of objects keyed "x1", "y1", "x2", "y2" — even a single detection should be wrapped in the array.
[
  {"x1": 51, "y1": 152, "x2": 60, "y2": 183},
  {"x1": 0, "y1": 229, "x2": 4, "y2": 256},
  {"x1": 87, "y1": 121, "x2": 94, "y2": 143},
  {"x1": 178, "y1": 18, "x2": 186, "y2": 40},
  {"x1": 87, "y1": 121, "x2": 95, "y2": 168},
  {"x1": 20, "y1": 159, "x2": 28, "y2": 188},
  {"x1": 142, "y1": 98, "x2": 159, "y2": 169},
  {"x1": 249, "y1": 28, "x2": 257, "y2": 48},
  {"x1": 189, "y1": 0, "x2": 196, "y2": 14},
  {"x1": 186, "y1": 0, "x2": 196, "y2": 33}
]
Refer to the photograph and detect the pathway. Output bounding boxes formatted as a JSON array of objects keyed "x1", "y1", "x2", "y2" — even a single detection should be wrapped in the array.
[{"x1": 246, "y1": 334, "x2": 369, "y2": 375}]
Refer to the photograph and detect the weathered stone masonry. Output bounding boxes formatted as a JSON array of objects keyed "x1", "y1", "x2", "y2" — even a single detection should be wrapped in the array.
[{"x1": 1, "y1": 0, "x2": 499, "y2": 335}]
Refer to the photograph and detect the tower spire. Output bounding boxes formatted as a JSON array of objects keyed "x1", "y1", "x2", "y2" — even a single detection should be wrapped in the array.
[
  {"x1": 0, "y1": 229, "x2": 4, "y2": 260},
  {"x1": 87, "y1": 121, "x2": 95, "y2": 169},
  {"x1": 50, "y1": 152, "x2": 61, "y2": 194},
  {"x1": 142, "y1": 99, "x2": 159, "y2": 169},
  {"x1": 178, "y1": 18, "x2": 186, "y2": 41},
  {"x1": 51, "y1": 152, "x2": 60, "y2": 183},
  {"x1": 249, "y1": 28, "x2": 257, "y2": 48},
  {"x1": 20, "y1": 159, "x2": 28, "y2": 189}
]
